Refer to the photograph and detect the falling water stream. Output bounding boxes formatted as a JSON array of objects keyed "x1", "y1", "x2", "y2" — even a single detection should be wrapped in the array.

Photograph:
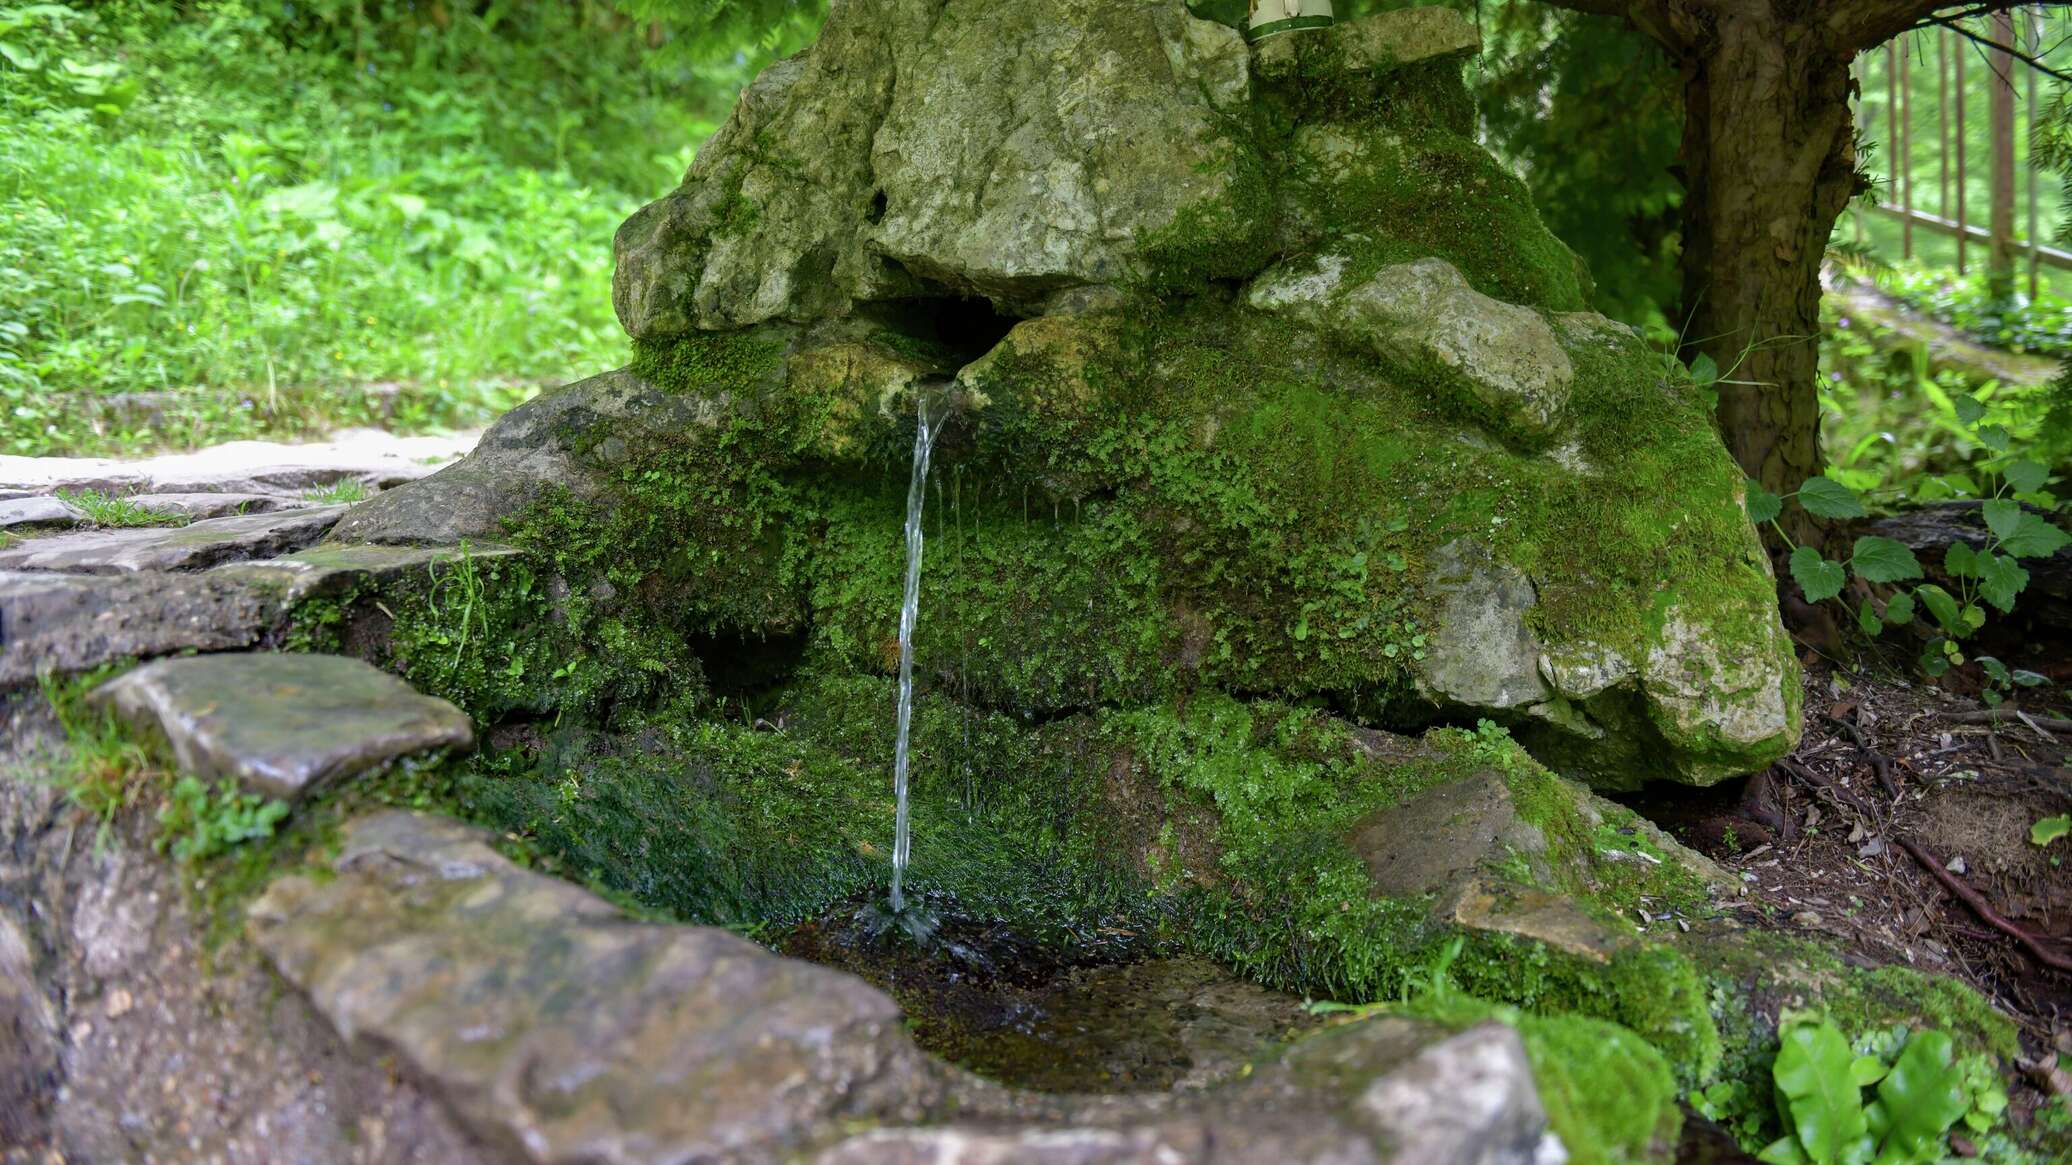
[{"x1": 889, "y1": 393, "x2": 941, "y2": 913}]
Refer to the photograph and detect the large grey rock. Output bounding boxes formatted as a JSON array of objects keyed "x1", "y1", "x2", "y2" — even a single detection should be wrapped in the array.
[
  {"x1": 1249, "y1": 254, "x2": 1574, "y2": 437},
  {"x1": 0, "y1": 506, "x2": 345, "y2": 574},
  {"x1": 1252, "y1": 4, "x2": 1479, "y2": 79},
  {"x1": 0, "y1": 570, "x2": 278, "y2": 686},
  {"x1": 0, "y1": 429, "x2": 474, "y2": 500},
  {"x1": 250, "y1": 810, "x2": 947, "y2": 1165},
  {"x1": 331, "y1": 367, "x2": 730, "y2": 545},
  {"x1": 612, "y1": 0, "x2": 944, "y2": 337},
  {"x1": 89, "y1": 653, "x2": 474, "y2": 801},
  {"x1": 614, "y1": 0, "x2": 1267, "y2": 335},
  {"x1": 865, "y1": 0, "x2": 1261, "y2": 307}
]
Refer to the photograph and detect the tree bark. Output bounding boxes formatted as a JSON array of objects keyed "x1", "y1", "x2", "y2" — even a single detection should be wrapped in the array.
[
  {"x1": 1989, "y1": 10, "x2": 2018, "y2": 298},
  {"x1": 1673, "y1": 1, "x2": 1861, "y2": 546}
]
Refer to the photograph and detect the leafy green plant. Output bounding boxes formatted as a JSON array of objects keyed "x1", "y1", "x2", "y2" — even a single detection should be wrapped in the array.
[
  {"x1": 56, "y1": 487, "x2": 184, "y2": 528},
  {"x1": 1749, "y1": 393, "x2": 2069, "y2": 674},
  {"x1": 153, "y1": 775, "x2": 289, "y2": 864},
  {"x1": 1972, "y1": 656, "x2": 2050, "y2": 708},
  {"x1": 1755, "y1": 1013, "x2": 2006, "y2": 1165}
]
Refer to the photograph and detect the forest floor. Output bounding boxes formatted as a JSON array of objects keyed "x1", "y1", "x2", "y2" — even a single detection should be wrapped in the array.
[{"x1": 1635, "y1": 660, "x2": 2072, "y2": 1101}]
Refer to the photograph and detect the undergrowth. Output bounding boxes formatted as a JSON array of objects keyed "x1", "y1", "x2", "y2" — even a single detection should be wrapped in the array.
[{"x1": 0, "y1": 0, "x2": 726, "y2": 455}]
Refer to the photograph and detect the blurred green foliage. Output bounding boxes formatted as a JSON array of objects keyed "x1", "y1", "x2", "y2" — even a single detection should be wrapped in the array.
[{"x1": 0, "y1": 0, "x2": 816, "y2": 455}]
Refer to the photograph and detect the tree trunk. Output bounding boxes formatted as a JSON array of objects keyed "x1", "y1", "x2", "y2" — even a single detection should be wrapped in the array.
[
  {"x1": 1674, "y1": 2, "x2": 1860, "y2": 548},
  {"x1": 1988, "y1": 10, "x2": 2018, "y2": 299}
]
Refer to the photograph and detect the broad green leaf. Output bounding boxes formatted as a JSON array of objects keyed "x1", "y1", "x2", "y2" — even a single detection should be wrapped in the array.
[
  {"x1": 1798, "y1": 476, "x2": 1868, "y2": 520},
  {"x1": 1962, "y1": 604, "x2": 1987, "y2": 631},
  {"x1": 1976, "y1": 553, "x2": 2029, "y2": 613},
  {"x1": 1915, "y1": 585, "x2": 1963, "y2": 634},
  {"x1": 1856, "y1": 604, "x2": 1882, "y2": 637},
  {"x1": 1690, "y1": 353, "x2": 1719, "y2": 386},
  {"x1": 1759, "y1": 1136, "x2": 1812, "y2": 1165},
  {"x1": 1921, "y1": 647, "x2": 1950, "y2": 677},
  {"x1": 2012, "y1": 669, "x2": 2048, "y2": 687},
  {"x1": 2000, "y1": 513, "x2": 2072, "y2": 560},
  {"x1": 1876, "y1": 1030, "x2": 1969, "y2": 1163},
  {"x1": 1791, "y1": 546, "x2": 1847, "y2": 603},
  {"x1": 1976, "y1": 656, "x2": 2011, "y2": 683},
  {"x1": 1772, "y1": 1015, "x2": 1869, "y2": 1165},
  {"x1": 1849, "y1": 1055, "x2": 1890, "y2": 1087},
  {"x1": 2003, "y1": 459, "x2": 2050, "y2": 494},
  {"x1": 1955, "y1": 394, "x2": 1987, "y2": 425},
  {"x1": 1981, "y1": 499, "x2": 2023, "y2": 542},
  {"x1": 1975, "y1": 424, "x2": 2013, "y2": 452},
  {"x1": 1883, "y1": 592, "x2": 1915, "y2": 626},
  {"x1": 1944, "y1": 541, "x2": 1979, "y2": 577},
  {"x1": 1849, "y1": 536, "x2": 1923, "y2": 583},
  {"x1": 2032, "y1": 815, "x2": 2070, "y2": 847},
  {"x1": 1746, "y1": 480, "x2": 1783, "y2": 524}
]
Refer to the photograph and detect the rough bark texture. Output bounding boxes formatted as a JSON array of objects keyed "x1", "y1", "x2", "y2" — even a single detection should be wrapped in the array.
[
  {"x1": 1674, "y1": 0, "x2": 1858, "y2": 545},
  {"x1": 1544, "y1": 0, "x2": 2034, "y2": 548}
]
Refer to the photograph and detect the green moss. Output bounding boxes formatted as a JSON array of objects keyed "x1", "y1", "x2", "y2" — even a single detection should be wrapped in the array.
[
  {"x1": 384, "y1": 541, "x2": 708, "y2": 723},
  {"x1": 1283, "y1": 123, "x2": 1586, "y2": 313},
  {"x1": 1394, "y1": 992, "x2": 1681, "y2": 1165},
  {"x1": 629, "y1": 328, "x2": 786, "y2": 396}
]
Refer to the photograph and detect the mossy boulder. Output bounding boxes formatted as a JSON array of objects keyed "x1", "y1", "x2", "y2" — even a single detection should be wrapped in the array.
[{"x1": 344, "y1": 0, "x2": 1796, "y2": 793}]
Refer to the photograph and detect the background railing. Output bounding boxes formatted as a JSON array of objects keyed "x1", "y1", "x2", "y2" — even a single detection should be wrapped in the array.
[{"x1": 1850, "y1": 8, "x2": 2072, "y2": 295}]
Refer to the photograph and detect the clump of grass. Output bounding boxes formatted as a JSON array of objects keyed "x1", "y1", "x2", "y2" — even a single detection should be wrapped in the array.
[
  {"x1": 301, "y1": 479, "x2": 369, "y2": 506},
  {"x1": 38, "y1": 664, "x2": 166, "y2": 839},
  {"x1": 56, "y1": 488, "x2": 186, "y2": 528}
]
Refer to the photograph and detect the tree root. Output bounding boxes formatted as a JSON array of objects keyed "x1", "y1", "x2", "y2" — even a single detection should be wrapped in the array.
[{"x1": 1893, "y1": 835, "x2": 2072, "y2": 975}]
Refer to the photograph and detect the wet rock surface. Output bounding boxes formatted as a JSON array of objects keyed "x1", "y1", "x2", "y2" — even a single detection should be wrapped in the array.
[
  {"x1": 781, "y1": 905, "x2": 1320, "y2": 1095},
  {"x1": 89, "y1": 653, "x2": 475, "y2": 801}
]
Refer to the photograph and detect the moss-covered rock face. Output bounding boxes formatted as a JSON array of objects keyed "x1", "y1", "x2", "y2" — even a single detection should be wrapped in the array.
[{"x1": 348, "y1": 0, "x2": 1797, "y2": 794}]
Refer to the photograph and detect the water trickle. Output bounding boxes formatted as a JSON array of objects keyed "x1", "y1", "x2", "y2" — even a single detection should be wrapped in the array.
[{"x1": 890, "y1": 393, "x2": 942, "y2": 913}]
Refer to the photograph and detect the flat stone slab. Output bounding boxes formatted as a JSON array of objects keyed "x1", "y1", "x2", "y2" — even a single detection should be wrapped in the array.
[
  {"x1": 121, "y1": 492, "x2": 314, "y2": 521},
  {"x1": 250, "y1": 810, "x2": 946, "y2": 1164},
  {"x1": 90, "y1": 653, "x2": 474, "y2": 800},
  {"x1": 249, "y1": 810, "x2": 1561, "y2": 1165},
  {"x1": 0, "y1": 571, "x2": 278, "y2": 686},
  {"x1": 0, "y1": 495, "x2": 87, "y2": 533},
  {"x1": 0, "y1": 506, "x2": 345, "y2": 574},
  {"x1": 0, "y1": 428, "x2": 476, "y2": 500},
  {"x1": 213, "y1": 540, "x2": 522, "y2": 603}
]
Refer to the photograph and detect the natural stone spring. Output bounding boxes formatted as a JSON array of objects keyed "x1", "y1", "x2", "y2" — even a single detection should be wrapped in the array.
[{"x1": 780, "y1": 894, "x2": 1321, "y2": 1094}]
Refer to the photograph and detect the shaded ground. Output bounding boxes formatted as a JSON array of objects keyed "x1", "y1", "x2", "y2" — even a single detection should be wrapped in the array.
[{"x1": 1631, "y1": 661, "x2": 2072, "y2": 1104}]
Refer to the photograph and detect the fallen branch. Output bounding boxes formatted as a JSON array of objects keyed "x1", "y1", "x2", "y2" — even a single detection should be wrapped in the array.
[
  {"x1": 1894, "y1": 835, "x2": 2072, "y2": 974},
  {"x1": 1945, "y1": 709, "x2": 2072, "y2": 733}
]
